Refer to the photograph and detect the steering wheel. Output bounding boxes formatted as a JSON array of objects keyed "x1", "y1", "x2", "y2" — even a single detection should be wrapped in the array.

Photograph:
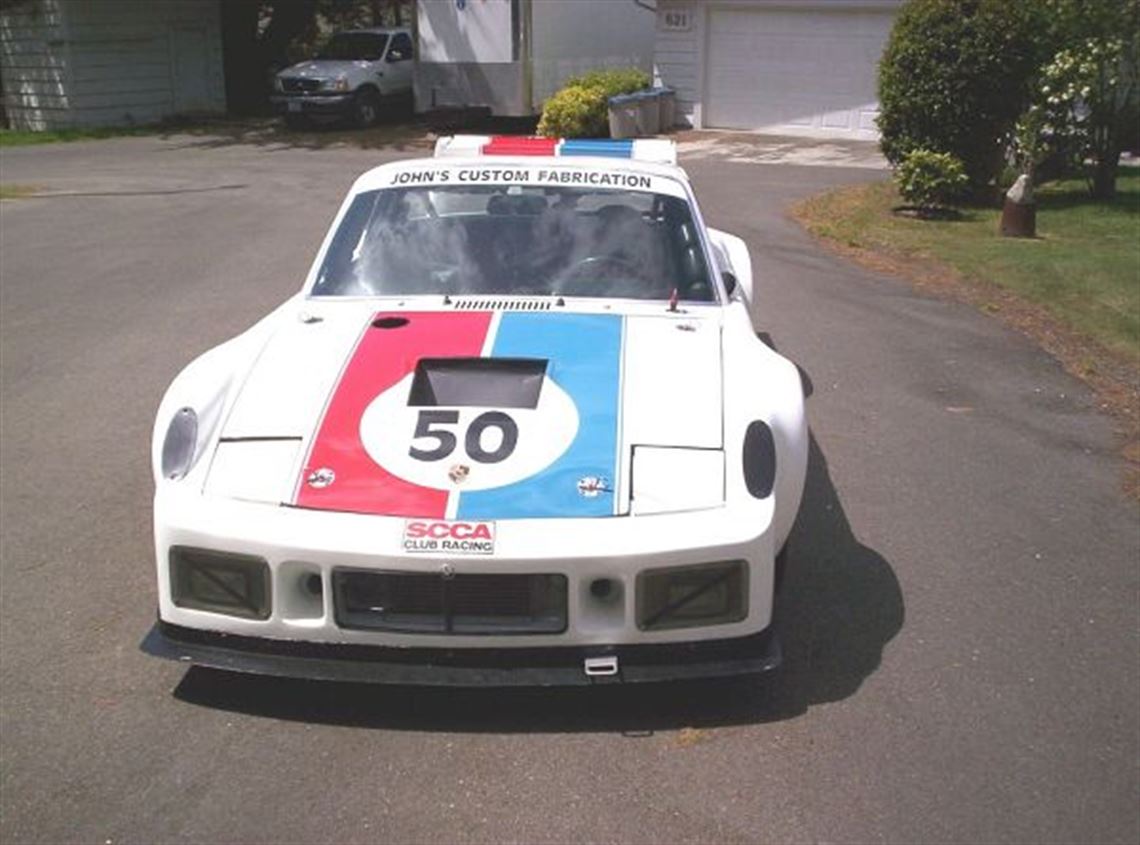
[{"x1": 554, "y1": 255, "x2": 654, "y2": 296}]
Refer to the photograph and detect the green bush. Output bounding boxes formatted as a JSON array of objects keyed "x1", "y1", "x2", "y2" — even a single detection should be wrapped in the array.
[
  {"x1": 563, "y1": 68, "x2": 650, "y2": 99},
  {"x1": 878, "y1": 0, "x2": 1052, "y2": 196},
  {"x1": 895, "y1": 149, "x2": 969, "y2": 212},
  {"x1": 537, "y1": 85, "x2": 609, "y2": 138},
  {"x1": 537, "y1": 67, "x2": 650, "y2": 138}
]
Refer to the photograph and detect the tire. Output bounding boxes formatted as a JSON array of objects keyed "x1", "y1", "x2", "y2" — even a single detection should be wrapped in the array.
[{"x1": 352, "y1": 88, "x2": 381, "y2": 128}]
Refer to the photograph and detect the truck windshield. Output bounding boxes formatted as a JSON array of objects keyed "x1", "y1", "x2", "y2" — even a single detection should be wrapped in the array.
[
  {"x1": 317, "y1": 33, "x2": 389, "y2": 61},
  {"x1": 311, "y1": 185, "x2": 715, "y2": 302}
]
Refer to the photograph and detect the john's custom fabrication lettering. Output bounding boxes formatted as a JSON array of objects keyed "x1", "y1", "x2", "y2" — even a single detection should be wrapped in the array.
[{"x1": 390, "y1": 169, "x2": 654, "y2": 190}]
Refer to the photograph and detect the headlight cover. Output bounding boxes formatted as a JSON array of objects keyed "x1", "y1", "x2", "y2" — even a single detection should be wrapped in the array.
[
  {"x1": 322, "y1": 76, "x2": 349, "y2": 92},
  {"x1": 161, "y1": 407, "x2": 198, "y2": 480},
  {"x1": 630, "y1": 446, "x2": 724, "y2": 515}
]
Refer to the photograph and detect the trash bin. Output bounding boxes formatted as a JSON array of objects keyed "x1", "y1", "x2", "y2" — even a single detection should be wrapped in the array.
[
  {"x1": 655, "y1": 87, "x2": 676, "y2": 131},
  {"x1": 633, "y1": 90, "x2": 661, "y2": 135},
  {"x1": 608, "y1": 94, "x2": 639, "y2": 139}
]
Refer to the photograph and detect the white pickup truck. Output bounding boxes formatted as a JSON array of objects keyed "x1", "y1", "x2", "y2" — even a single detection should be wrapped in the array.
[{"x1": 271, "y1": 28, "x2": 413, "y2": 128}]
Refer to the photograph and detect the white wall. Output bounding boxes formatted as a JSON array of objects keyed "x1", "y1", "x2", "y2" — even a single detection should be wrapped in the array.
[
  {"x1": 530, "y1": 0, "x2": 656, "y2": 106},
  {"x1": 417, "y1": 0, "x2": 514, "y2": 63},
  {"x1": 1, "y1": 0, "x2": 225, "y2": 130}
]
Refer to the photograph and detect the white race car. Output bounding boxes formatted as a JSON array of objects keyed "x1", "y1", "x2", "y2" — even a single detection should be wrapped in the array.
[{"x1": 142, "y1": 136, "x2": 808, "y2": 685}]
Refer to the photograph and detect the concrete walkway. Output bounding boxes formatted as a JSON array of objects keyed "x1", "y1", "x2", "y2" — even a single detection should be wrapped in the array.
[{"x1": 676, "y1": 129, "x2": 889, "y2": 170}]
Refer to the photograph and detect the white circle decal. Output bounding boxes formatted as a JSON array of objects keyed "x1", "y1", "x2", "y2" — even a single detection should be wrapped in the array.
[{"x1": 359, "y1": 372, "x2": 579, "y2": 491}]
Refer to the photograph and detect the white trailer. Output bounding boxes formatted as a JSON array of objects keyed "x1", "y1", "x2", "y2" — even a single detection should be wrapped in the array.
[{"x1": 414, "y1": 0, "x2": 654, "y2": 117}]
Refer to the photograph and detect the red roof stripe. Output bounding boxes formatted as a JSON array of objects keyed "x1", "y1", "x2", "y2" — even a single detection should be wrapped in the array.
[{"x1": 481, "y1": 136, "x2": 559, "y2": 156}]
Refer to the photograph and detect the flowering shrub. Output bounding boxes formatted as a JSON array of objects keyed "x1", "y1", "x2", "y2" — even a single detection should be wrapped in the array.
[{"x1": 1014, "y1": 37, "x2": 1136, "y2": 197}]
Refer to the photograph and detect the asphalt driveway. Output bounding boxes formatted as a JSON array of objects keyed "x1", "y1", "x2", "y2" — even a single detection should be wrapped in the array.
[{"x1": 0, "y1": 132, "x2": 1136, "y2": 844}]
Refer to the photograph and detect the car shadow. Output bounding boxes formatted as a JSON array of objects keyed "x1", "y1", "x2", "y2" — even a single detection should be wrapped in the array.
[{"x1": 172, "y1": 430, "x2": 903, "y2": 732}]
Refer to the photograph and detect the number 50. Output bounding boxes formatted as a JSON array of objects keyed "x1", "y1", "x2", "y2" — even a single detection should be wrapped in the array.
[{"x1": 408, "y1": 410, "x2": 519, "y2": 464}]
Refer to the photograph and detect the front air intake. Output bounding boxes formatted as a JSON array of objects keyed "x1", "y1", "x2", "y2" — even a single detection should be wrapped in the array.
[
  {"x1": 170, "y1": 547, "x2": 271, "y2": 620},
  {"x1": 333, "y1": 570, "x2": 568, "y2": 635}
]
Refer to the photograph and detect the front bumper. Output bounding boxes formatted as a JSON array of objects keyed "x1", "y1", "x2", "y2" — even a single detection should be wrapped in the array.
[
  {"x1": 153, "y1": 491, "x2": 778, "y2": 651},
  {"x1": 270, "y1": 94, "x2": 353, "y2": 117},
  {"x1": 142, "y1": 619, "x2": 780, "y2": 686}
]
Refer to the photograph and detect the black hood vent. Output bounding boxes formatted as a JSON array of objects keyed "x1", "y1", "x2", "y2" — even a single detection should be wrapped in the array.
[{"x1": 452, "y1": 298, "x2": 553, "y2": 311}]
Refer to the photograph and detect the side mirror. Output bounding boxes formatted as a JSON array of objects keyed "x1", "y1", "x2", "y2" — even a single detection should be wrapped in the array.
[{"x1": 722, "y1": 271, "x2": 737, "y2": 296}]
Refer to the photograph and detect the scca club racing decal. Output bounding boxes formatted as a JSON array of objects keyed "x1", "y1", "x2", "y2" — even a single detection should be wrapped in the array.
[
  {"x1": 402, "y1": 520, "x2": 495, "y2": 555},
  {"x1": 295, "y1": 312, "x2": 622, "y2": 522}
]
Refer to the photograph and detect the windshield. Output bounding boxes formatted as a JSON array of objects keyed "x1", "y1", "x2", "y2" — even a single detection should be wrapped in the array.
[
  {"x1": 317, "y1": 33, "x2": 388, "y2": 61},
  {"x1": 312, "y1": 185, "x2": 715, "y2": 301}
]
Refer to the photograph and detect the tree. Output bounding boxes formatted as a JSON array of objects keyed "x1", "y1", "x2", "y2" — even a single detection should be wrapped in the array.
[
  {"x1": 877, "y1": 0, "x2": 1052, "y2": 198},
  {"x1": 221, "y1": 1, "x2": 317, "y2": 114}
]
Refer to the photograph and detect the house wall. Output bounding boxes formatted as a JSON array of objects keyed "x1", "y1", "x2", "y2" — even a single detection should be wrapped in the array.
[
  {"x1": 1, "y1": 0, "x2": 225, "y2": 130},
  {"x1": 417, "y1": 0, "x2": 514, "y2": 63},
  {"x1": 0, "y1": 0, "x2": 70, "y2": 130}
]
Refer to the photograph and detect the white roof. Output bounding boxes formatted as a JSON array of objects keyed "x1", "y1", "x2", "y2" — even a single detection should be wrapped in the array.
[{"x1": 349, "y1": 154, "x2": 692, "y2": 199}]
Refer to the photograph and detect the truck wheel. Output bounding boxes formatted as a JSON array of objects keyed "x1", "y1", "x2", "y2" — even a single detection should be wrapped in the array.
[{"x1": 352, "y1": 89, "x2": 381, "y2": 128}]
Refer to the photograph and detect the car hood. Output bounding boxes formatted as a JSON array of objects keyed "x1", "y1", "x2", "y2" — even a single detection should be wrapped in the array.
[
  {"x1": 280, "y1": 60, "x2": 367, "y2": 79},
  {"x1": 214, "y1": 306, "x2": 723, "y2": 518}
]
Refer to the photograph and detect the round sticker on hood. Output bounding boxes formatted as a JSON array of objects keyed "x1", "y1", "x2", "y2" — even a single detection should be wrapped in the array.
[{"x1": 359, "y1": 372, "x2": 580, "y2": 492}]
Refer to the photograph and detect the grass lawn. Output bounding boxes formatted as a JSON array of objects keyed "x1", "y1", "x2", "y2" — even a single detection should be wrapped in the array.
[
  {"x1": 794, "y1": 169, "x2": 1140, "y2": 365},
  {"x1": 0, "y1": 184, "x2": 40, "y2": 199}
]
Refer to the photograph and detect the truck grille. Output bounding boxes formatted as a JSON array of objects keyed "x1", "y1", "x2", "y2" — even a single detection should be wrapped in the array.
[
  {"x1": 280, "y1": 77, "x2": 321, "y2": 94},
  {"x1": 333, "y1": 570, "x2": 568, "y2": 635}
]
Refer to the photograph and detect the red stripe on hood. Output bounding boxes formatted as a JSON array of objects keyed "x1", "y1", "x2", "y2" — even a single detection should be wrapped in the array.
[{"x1": 294, "y1": 311, "x2": 492, "y2": 517}]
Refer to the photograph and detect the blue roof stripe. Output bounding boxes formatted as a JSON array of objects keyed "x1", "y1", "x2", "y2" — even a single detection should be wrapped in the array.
[{"x1": 559, "y1": 139, "x2": 634, "y2": 158}]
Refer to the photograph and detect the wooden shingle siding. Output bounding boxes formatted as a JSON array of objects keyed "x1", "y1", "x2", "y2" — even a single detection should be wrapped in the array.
[
  {"x1": 0, "y1": 0, "x2": 69, "y2": 129},
  {"x1": 652, "y1": 1, "x2": 701, "y2": 127},
  {"x1": 1, "y1": 0, "x2": 224, "y2": 130}
]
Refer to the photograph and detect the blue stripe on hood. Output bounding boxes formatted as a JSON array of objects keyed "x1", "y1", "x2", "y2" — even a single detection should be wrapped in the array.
[{"x1": 456, "y1": 312, "x2": 622, "y2": 520}]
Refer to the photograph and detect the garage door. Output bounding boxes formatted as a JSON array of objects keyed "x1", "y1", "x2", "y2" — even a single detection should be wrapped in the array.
[{"x1": 704, "y1": 7, "x2": 894, "y2": 139}]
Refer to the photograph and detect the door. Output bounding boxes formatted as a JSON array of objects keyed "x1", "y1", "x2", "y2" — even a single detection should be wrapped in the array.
[
  {"x1": 704, "y1": 7, "x2": 894, "y2": 139},
  {"x1": 382, "y1": 32, "x2": 414, "y2": 94},
  {"x1": 171, "y1": 26, "x2": 211, "y2": 113}
]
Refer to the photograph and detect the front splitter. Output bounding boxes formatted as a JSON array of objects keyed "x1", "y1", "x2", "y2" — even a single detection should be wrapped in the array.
[{"x1": 141, "y1": 620, "x2": 781, "y2": 687}]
